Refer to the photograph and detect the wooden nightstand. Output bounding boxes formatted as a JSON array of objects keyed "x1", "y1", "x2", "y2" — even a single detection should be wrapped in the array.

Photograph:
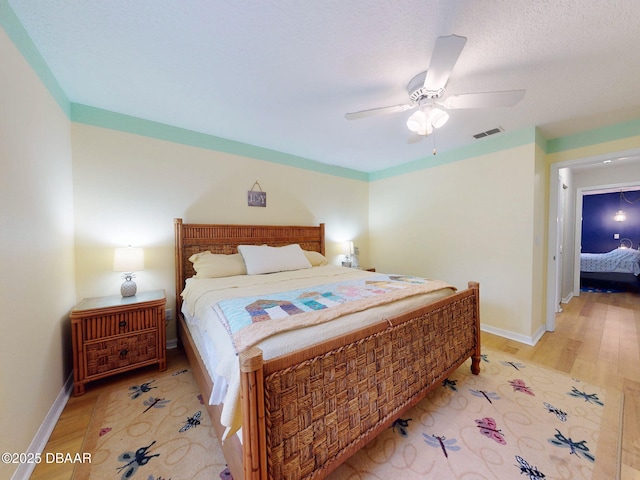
[{"x1": 70, "y1": 290, "x2": 167, "y2": 396}]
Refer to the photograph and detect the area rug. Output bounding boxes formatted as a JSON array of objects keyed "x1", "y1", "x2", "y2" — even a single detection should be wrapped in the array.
[
  {"x1": 328, "y1": 349, "x2": 623, "y2": 480},
  {"x1": 74, "y1": 348, "x2": 623, "y2": 480},
  {"x1": 73, "y1": 364, "x2": 227, "y2": 480}
]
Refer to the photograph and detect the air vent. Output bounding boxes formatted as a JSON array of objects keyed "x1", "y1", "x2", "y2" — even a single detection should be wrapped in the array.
[{"x1": 473, "y1": 126, "x2": 504, "y2": 139}]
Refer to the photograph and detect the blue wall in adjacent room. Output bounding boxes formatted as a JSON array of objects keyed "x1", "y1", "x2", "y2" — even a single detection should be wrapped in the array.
[{"x1": 582, "y1": 191, "x2": 640, "y2": 252}]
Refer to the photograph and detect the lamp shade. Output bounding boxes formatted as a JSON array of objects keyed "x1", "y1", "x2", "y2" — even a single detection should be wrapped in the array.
[
  {"x1": 429, "y1": 108, "x2": 450, "y2": 128},
  {"x1": 113, "y1": 247, "x2": 144, "y2": 272},
  {"x1": 406, "y1": 110, "x2": 428, "y2": 133},
  {"x1": 406, "y1": 108, "x2": 448, "y2": 135},
  {"x1": 345, "y1": 241, "x2": 355, "y2": 255}
]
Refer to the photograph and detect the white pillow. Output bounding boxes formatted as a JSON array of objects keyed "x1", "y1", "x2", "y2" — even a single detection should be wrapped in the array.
[
  {"x1": 238, "y1": 244, "x2": 312, "y2": 275},
  {"x1": 188, "y1": 251, "x2": 247, "y2": 278},
  {"x1": 304, "y1": 249, "x2": 329, "y2": 266}
]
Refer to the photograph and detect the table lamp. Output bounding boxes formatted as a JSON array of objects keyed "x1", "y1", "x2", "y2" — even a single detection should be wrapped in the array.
[{"x1": 113, "y1": 246, "x2": 144, "y2": 297}]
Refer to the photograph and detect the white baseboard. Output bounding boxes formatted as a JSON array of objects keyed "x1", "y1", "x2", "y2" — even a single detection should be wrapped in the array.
[
  {"x1": 481, "y1": 323, "x2": 546, "y2": 347},
  {"x1": 167, "y1": 338, "x2": 178, "y2": 349},
  {"x1": 11, "y1": 373, "x2": 74, "y2": 480},
  {"x1": 562, "y1": 291, "x2": 574, "y2": 304}
]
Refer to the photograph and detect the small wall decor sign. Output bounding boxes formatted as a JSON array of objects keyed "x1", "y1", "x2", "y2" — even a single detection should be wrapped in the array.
[{"x1": 248, "y1": 181, "x2": 266, "y2": 207}]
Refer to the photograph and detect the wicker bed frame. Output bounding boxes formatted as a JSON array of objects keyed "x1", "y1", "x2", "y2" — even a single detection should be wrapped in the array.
[{"x1": 174, "y1": 218, "x2": 481, "y2": 480}]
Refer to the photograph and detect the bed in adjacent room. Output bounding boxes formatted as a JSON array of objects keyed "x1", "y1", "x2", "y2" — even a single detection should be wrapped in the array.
[
  {"x1": 580, "y1": 245, "x2": 640, "y2": 291},
  {"x1": 173, "y1": 219, "x2": 481, "y2": 479}
]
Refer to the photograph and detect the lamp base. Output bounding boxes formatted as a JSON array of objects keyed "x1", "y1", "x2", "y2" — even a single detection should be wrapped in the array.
[{"x1": 121, "y1": 279, "x2": 137, "y2": 297}]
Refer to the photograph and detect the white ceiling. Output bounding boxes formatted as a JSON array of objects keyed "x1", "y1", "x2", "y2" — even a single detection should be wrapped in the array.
[{"x1": 8, "y1": 0, "x2": 640, "y2": 173}]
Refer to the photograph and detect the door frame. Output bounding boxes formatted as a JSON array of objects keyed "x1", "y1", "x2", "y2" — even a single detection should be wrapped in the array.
[
  {"x1": 546, "y1": 147, "x2": 640, "y2": 332},
  {"x1": 573, "y1": 181, "x2": 640, "y2": 295}
]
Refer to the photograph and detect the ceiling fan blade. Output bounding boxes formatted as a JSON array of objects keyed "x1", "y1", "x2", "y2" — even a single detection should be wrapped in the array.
[
  {"x1": 345, "y1": 103, "x2": 416, "y2": 120},
  {"x1": 423, "y1": 34, "x2": 467, "y2": 91},
  {"x1": 443, "y1": 90, "x2": 526, "y2": 109}
]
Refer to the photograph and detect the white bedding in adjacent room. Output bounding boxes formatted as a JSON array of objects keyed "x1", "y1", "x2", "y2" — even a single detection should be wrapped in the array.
[
  {"x1": 180, "y1": 265, "x2": 456, "y2": 440},
  {"x1": 580, "y1": 248, "x2": 640, "y2": 276}
]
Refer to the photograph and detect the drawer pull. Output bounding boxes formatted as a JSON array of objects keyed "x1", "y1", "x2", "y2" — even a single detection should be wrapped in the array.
[
  {"x1": 119, "y1": 349, "x2": 129, "y2": 357},
  {"x1": 119, "y1": 320, "x2": 127, "y2": 328}
]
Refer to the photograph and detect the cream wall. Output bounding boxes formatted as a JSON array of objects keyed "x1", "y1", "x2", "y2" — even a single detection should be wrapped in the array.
[
  {"x1": 71, "y1": 123, "x2": 370, "y2": 341},
  {"x1": 0, "y1": 30, "x2": 75, "y2": 479},
  {"x1": 369, "y1": 144, "x2": 541, "y2": 339}
]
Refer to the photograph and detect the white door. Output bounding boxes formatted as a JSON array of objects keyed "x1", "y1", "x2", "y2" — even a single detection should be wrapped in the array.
[{"x1": 554, "y1": 176, "x2": 565, "y2": 313}]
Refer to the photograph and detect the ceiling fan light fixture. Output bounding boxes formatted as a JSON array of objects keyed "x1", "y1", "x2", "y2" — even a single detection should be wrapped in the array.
[
  {"x1": 345, "y1": 34, "x2": 526, "y2": 150},
  {"x1": 429, "y1": 108, "x2": 449, "y2": 128},
  {"x1": 406, "y1": 110, "x2": 428, "y2": 133},
  {"x1": 417, "y1": 122, "x2": 434, "y2": 136}
]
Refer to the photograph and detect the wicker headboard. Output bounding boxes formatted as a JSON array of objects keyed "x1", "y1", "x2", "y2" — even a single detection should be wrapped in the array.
[{"x1": 174, "y1": 218, "x2": 325, "y2": 315}]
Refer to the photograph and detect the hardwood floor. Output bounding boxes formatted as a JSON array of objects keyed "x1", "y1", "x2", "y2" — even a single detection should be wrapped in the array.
[{"x1": 31, "y1": 291, "x2": 640, "y2": 479}]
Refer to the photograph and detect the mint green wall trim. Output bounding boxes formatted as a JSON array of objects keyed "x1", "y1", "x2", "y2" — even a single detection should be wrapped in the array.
[
  {"x1": 71, "y1": 104, "x2": 368, "y2": 181},
  {"x1": 0, "y1": 0, "x2": 70, "y2": 117},
  {"x1": 369, "y1": 128, "x2": 537, "y2": 181},
  {"x1": 546, "y1": 118, "x2": 640, "y2": 153}
]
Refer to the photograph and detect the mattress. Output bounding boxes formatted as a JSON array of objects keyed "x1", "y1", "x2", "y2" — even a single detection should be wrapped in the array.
[{"x1": 180, "y1": 265, "x2": 456, "y2": 439}]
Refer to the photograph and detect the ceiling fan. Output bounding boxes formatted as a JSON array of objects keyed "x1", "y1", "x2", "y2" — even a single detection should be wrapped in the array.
[{"x1": 345, "y1": 35, "x2": 525, "y2": 138}]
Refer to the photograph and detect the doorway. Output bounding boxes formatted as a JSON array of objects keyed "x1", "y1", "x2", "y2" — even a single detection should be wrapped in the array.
[{"x1": 546, "y1": 149, "x2": 640, "y2": 332}]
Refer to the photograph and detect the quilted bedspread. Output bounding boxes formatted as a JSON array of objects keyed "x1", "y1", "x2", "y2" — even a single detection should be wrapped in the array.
[{"x1": 214, "y1": 274, "x2": 453, "y2": 353}]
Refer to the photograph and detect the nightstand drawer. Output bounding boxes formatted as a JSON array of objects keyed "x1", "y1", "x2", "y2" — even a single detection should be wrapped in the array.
[
  {"x1": 81, "y1": 309, "x2": 158, "y2": 341},
  {"x1": 85, "y1": 331, "x2": 158, "y2": 377}
]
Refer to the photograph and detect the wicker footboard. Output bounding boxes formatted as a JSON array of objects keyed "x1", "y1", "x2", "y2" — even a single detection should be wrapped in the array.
[{"x1": 240, "y1": 282, "x2": 480, "y2": 480}]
